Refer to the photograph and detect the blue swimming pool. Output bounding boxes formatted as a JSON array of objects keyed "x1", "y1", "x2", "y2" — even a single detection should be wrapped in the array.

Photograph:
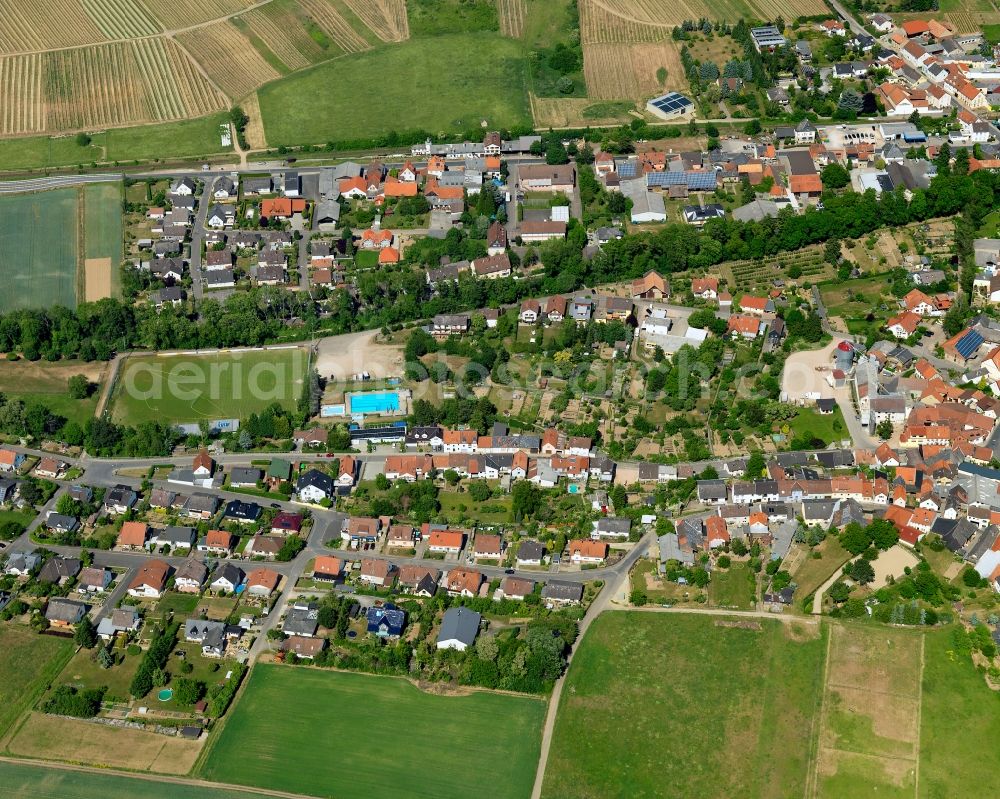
[{"x1": 349, "y1": 391, "x2": 400, "y2": 414}]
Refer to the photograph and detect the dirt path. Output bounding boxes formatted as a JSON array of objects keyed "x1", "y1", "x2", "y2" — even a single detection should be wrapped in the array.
[
  {"x1": 913, "y1": 635, "x2": 926, "y2": 799},
  {"x1": 529, "y1": 535, "x2": 649, "y2": 799},
  {"x1": 94, "y1": 352, "x2": 126, "y2": 419},
  {"x1": 805, "y1": 625, "x2": 834, "y2": 799},
  {"x1": 812, "y1": 565, "x2": 844, "y2": 615},
  {"x1": 0, "y1": 754, "x2": 323, "y2": 799}
]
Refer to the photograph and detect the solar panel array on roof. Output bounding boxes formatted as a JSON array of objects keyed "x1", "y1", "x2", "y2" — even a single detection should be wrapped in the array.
[
  {"x1": 646, "y1": 171, "x2": 718, "y2": 190},
  {"x1": 617, "y1": 161, "x2": 638, "y2": 178},
  {"x1": 956, "y1": 330, "x2": 984, "y2": 359},
  {"x1": 648, "y1": 92, "x2": 693, "y2": 113}
]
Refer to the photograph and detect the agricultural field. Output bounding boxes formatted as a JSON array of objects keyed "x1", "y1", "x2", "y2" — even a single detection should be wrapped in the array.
[
  {"x1": 0, "y1": 188, "x2": 79, "y2": 312},
  {"x1": 0, "y1": 1, "x2": 104, "y2": 53},
  {"x1": 8, "y1": 712, "x2": 202, "y2": 774},
  {"x1": 813, "y1": 623, "x2": 924, "y2": 796},
  {"x1": 109, "y1": 347, "x2": 309, "y2": 425},
  {"x1": 498, "y1": 0, "x2": 526, "y2": 37},
  {"x1": 342, "y1": 0, "x2": 409, "y2": 41},
  {"x1": 83, "y1": 0, "x2": 161, "y2": 39},
  {"x1": 0, "y1": 39, "x2": 226, "y2": 136},
  {"x1": 0, "y1": 358, "x2": 105, "y2": 426},
  {"x1": 593, "y1": 0, "x2": 826, "y2": 27},
  {"x1": 0, "y1": 624, "x2": 75, "y2": 738},
  {"x1": 0, "y1": 761, "x2": 265, "y2": 799},
  {"x1": 147, "y1": 0, "x2": 257, "y2": 29},
  {"x1": 583, "y1": 40, "x2": 686, "y2": 99},
  {"x1": 720, "y1": 244, "x2": 834, "y2": 290},
  {"x1": 258, "y1": 33, "x2": 531, "y2": 146},
  {"x1": 542, "y1": 612, "x2": 827, "y2": 798},
  {"x1": 177, "y1": 22, "x2": 283, "y2": 100},
  {"x1": 83, "y1": 182, "x2": 123, "y2": 302},
  {"x1": 199, "y1": 665, "x2": 545, "y2": 799},
  {"x1": 786, "y1": 536, "x2": 853, "y2": 606}
]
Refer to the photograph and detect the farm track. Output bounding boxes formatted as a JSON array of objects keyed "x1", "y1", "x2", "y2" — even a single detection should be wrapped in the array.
[{"x1": 0, "y1": 755, "x2": 326, "y2": 799}]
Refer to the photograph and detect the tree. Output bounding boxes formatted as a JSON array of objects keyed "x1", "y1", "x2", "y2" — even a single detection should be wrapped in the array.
[
  {"x1": 837, "y1": 89, "x2": 864, "y2": 115},
  {"x1": 962, "y1": 566, "x2": 983, "y2": 588},
  {"x1": 875, "y1": 419, "x2": 894, "y2": 440},
  {"x1": 656, "y1": 66, "x2": 668, "y2": 85},
  {"x1": 868, "y1": 519, "x2": 898, "y2": 550},
  {"x1": 174, "y1": 677, "x2": 205, "y2": 706},
  {"x1": 68, "y1": 374, "x2": 91, "y2": 399},
  {"x1": 511, "y1": 481, "x2": 542, "y2": 521},
  {"x1": 74, "y1": 616, "x2": 97, "y2": 649},
  {"x1": 821, "y1": 163, "x2": 851, "y2": 189},
  {"x1": 942, "y1": 298, "x2": 971, "y2": 337},
  {"x1": 744, "y1": 451, "x2": 765, "y2": 479},
  {"x1": 841, "y1": 522, "x2": 872, "y2": 555},
  {"x1": 75, "y1": 132, "x2": 92, "y2": 147},
  {"x1": 828, "y1": 581, "x2": 850, "y2": 603},
  {"x1": 374, "y1": 473, "x2": 391, "y2": 491},
  {"x1": 556, "y1": 76, "x2": 574, "y2": 94},
  {"x1": 743, "y1": 119, "x2": 761, "y2": 136},
  {"x1": 443, "y1": 469, "x2": 460, "y2": 486},
  {"x1": 610, "y1": 483, "x2": 627, "y2": 511},
  {"x1": 847, "y1": 558, "x2": 875, "y2": 585}
]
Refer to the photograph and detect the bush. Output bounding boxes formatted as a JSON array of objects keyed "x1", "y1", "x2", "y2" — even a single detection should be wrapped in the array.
[
  {"x1": 716, "y1": 555, "x2": 731, "y2": 569},
  {"x1": 42, "y1": 685, "x2": 105, "y2": 718}
]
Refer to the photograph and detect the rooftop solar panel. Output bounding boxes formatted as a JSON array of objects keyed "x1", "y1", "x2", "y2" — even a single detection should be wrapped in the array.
[
  {"x1": 617, "y1": 162, "x2": 638, "y2": 178},
  {"x1": 956, "y1": 330, "x2": 984, "y2": 358}
]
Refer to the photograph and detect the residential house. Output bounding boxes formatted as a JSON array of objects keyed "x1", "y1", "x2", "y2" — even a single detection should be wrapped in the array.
[
  {"x1": 174, "y1": 559, "x2": 209, "y2": 593},
  {"x1": 436, "y1": 607, "x2": 481, "y2": 651},
  {"x1": 569, "y1": 539, "x2": 608, "y2": 564},
  {"x1": 246, "y1": 568, "x2": 281, "y2": 597},
  {"x1": 45, "y1": 598, "x2": 87, "y2": 628},
  {"x1": 297, "y1": 469, "x2": 334, "y2": 503},
  {"x1": 210, "y1": 563, "x2": 245, "y2": 594},
  {"x1": 127, "y1": 560, "x2": 171, "y2": 599},
  {"x1": 366, "y1": 604, "x2": 406, "y2": 638},
  {"x1": 359, "y1": 558, "x2": 395, "y2": 587},
  {"x1": 116, "y1": 521, "x2": 149, "y2": 550}
]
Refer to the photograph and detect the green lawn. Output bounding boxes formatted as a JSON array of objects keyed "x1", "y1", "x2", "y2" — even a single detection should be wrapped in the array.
[
  {"x1": 109, "y1": 348, "x2": 309, "y2": 425},
  {"x1": 542, "y1": 612, "x2": 827, "y2": 798},
  {"x1": 0, "y1": 761, "x2": 265, "y2": 799},
  {"x1": 438, "y1": 489, "x2": 512, "y2": 524},
  {"x1": 258, "y1": 34, "x2": 530, "y2": 147},
  {"x1": 199, "y1": 665, "x2": 545, "y2": 799},
  {"x1": 820, "y1": 275, "x2": 893, "y2": 322},
  {"x1": 708, "y1": 562, "x2": 755, "y2": 610},
  {"x1": 0, "y1": 114, "x2": 232, "y2": 173},
  {"x1": 0, "y1": 624, "x2": 75, "y2": 736},
  {"x1": 984, "y1": 24, "x2": 1000, "y2": 44},
  {"x1": 406, "y1": 0, "x2": 498, "y2": 36},
  {"x1": 788, "y1": 537, "x2": 853, "y2": 605},
  {"x1": 786, "y1": 405, "x2": 848, "y2": 448},
  {"x1": 0, "y1": 189, "x2": 78, "y2": 312}
]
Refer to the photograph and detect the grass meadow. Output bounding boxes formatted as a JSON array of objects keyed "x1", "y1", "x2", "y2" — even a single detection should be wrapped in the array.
[
  {"x1": 0, "y1": 358, "x2": 103, "y2": 426},
  {"x1": 83, "y1": 183, "x2": 123, "y2": 263},
  {"x1": 110, "y1": 347, "x2": 308, "y2": 425},
  {"x1": 199, "y1": 664, "x2": 545, "y2": 799},
  {"x1": 542, "y1": 612, "x2": 827, "y2": 798},
  {"x1": 0, "y1": 114, "x2": 232, "y2": 173},
  {"x1": 259, "y1": 34, "x2": 531, "y2": 146},
  {"x1": 0, "y1": 624, "x2": 74, "y2": 737},
  {"x1": 0, "y1": 189, "x2": 78, "y2": 312}
]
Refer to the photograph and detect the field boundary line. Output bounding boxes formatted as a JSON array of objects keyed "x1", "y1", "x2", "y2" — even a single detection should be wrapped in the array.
[
  {"x1": 0, "y1": 754, "x2": 325, "y2": 799},
  {"x1": 815, "y1": 746, "x2": 917, "y2": 764},
  {"x1": 807, "y1": 621, "x2": 834, "y2": 799},
  {"x1": 913, "y1": 634, "x2": 925, "y2": 799},
  {"x1": 823, "y1": 682, "x2": 922, "y2": 701}
]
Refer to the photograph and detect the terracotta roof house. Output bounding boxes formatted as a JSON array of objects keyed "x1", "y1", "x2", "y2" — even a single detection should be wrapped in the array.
[
  {"x1": 313, "y1": 555, "x2": 344, "y2": 581},
  {"x1": 444, "y1": 568, "x2": 484, "y2": 597},
  {"x1": 569, "y1": 538, "x2": 608, "y2": 564},
  {"x1": 246, "y1": 568, "x2": 281, "y2": 597},
  {"x1": 359, "y1": 558, "x2": 395, "y2": 587},
  {"x1": 632, "y1": 270, "x2": 668, "y2": 299},
  {"x1": 128, "y1": 559, "x2": 171, "y2": 598},
  {"x1": 117, "y1": 521, "x2": 150, "y2": 550}
]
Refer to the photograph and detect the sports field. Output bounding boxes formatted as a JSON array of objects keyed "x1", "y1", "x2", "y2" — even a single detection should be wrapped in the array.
[
  {"x1": 258, "y1": 33, "x2": 531, "y2": 146},
  {"x1": 543, "y1": 612, "x2": 828, "y2": 798},
  {"x1": 0, "y1": 624, "x2": 74, "y2": 737},
  {"x1": 110, "y1": 347, "x2": 309, "y2": 425},
  {"x1": 199, "y1": 665, "x2": 546, "y2": 799},
  {"x1": 0, "y1": 189, "x2": 78, "y2": 312},
  {"x1": 0, "y1": 761, "x2": 264, "y2": 799}
]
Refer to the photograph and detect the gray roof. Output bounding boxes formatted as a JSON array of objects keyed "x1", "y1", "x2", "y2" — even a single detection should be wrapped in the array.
[
  {"x1": 540, "y1": 581, "x2": 584, "y2": 602},
  {"x1": 658, "y1": 533, "x2": 695, "y2": 565},
  {"x1": 159, "y1": 526, "x2": 196, "y2": 546},
  {"x1": 175, "y1": 559, "x2": 208, "y2": 584},
  {"x1": 46, "y1": 598, "x2": 87, "y2": 624},
  {"x1": 437, "y1": 606, "x2": 481, "y2": 646},
  {"x1": 211, "y1": 563, "x2": 245, "y2": 587}
]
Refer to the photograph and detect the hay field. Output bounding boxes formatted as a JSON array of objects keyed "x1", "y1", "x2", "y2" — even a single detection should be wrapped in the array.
[
  {"x1": 583, "y1": 40, "x2": 685, "y2": 99},
  {"x1": 342, "y1": 0, "x2": 410, "y2": 41},
  {"x1": 530, "y1": 94, "x2": 635, "y2": 127},
  {"x1": 177, "y1": 21, "x2": 283, "y2": 100},
  {"x1": 0, "y1": 624, "x2": 74, "y2": 737},
  {"x1": 9, "y1": 713, "x2": 202, "y2": 774}
]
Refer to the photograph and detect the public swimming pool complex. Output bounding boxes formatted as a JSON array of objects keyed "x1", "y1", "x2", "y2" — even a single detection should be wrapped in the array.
[{"x1": 322, "y1": 388, "x2": 411, "y2": 418}]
